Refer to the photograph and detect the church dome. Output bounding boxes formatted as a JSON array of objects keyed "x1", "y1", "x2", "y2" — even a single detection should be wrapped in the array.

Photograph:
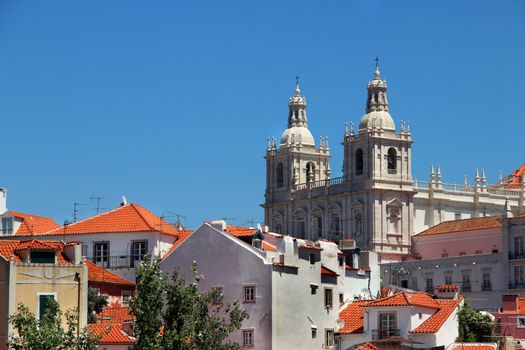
[
  {"x1": 359, "y1": 111, "x2": 396, "y2": 131},
  {"x1": 280, "y1": 126, "x2": 315, "y2": 146}
]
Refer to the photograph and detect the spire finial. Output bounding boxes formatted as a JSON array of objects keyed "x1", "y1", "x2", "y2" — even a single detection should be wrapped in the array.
[
  {"x1": 295, "y1": 74, "x2": 300, "y2": 96},
  {"x1": 374, "y1": 55, "x2": 380, "y2": 79}
]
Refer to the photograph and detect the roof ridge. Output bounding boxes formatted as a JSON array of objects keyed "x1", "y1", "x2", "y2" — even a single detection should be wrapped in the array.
[{"x1": 128, "y1": 203, "x2": 157, "y2": 231}]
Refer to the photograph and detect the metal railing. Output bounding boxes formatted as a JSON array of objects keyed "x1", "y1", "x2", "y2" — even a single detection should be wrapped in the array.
[
  {"x1": 509, "y1": 283, "x2": 525, "y2": 290},
  {"x1": 89, "y1": 255, "x2": 145, "y2": 269},
  {"x1": 371, "y1": 329, "x2": 400, "y2": 340},
  {"x1": 509, "y1": 253, "x2": 525, "y2": 260},
  {"x1": 461, "y1": 283, "x2": 472, "y2": 292}
]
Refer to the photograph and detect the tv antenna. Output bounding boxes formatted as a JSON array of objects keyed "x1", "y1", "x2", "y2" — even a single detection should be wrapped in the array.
[
  {"x1": 72, "y1": 202, "x2": 88, "y2": 222},
  {"x1": 90, "y1": 196, "x2": 106, "y2": 214},
  {"x1": 167, "y1": 211, "x2": 187, "y2": 229}
]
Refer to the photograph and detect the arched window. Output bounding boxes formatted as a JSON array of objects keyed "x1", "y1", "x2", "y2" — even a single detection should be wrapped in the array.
[
  {"x1": 306, "y1": 162, "x2": 315, "y2": 182},
  {"x1": 356, "y1": 149, "x2": 364, "y2": 175},
  {"x1": 387, "y1": 148, "x2": 397, "y2": 174},
  {"x1": 276, "y1": 163, "x2": 284, "y2": 188},
  {"x1": 353, "y1": 211, "x2": 363, "y2": 237}
]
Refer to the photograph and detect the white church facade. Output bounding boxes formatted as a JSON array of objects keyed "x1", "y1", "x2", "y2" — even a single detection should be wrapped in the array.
[{"x1": 263, "y1": 63, "x2": 525, "y2": 261}]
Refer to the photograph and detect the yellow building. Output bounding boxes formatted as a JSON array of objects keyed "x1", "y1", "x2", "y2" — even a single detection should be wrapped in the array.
[{"x1": 0, "y1": 239, "x2": 88, "y2": 348}]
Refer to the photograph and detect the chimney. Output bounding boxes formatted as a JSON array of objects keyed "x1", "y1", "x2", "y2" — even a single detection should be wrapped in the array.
[
  {"x1": 0, "y1": 188, "x2": 7, "y2": 215},
  {"x1": 210, "y1": 220, "x2": 227, "y2": 232},
  {"x1": 434, "y1": 285, "x2": 460, "y2": 299},
  {"x1": 64, "y1": 242, "x2": 83, "y2": 265}
]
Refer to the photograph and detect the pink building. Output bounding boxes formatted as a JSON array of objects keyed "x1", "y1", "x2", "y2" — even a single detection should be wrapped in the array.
[{"x1": 496, "y1": 294, "x2": 525, "y2": 340}]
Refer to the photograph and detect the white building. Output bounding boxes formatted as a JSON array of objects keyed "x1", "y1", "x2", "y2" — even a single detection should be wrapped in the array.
[
  {"x1": 161, "y1": 220, "x2": 380, "y2": 350},
  {"x1": 338, "y1": 289, "x2": 463, "y2": 349},
  {"x1": 263, "y1": 63, "x2": 525, "y2": 261}
]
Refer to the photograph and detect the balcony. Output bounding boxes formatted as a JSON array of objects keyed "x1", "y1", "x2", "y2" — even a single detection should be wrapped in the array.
[
  {"x1": 481, "y1": 283, "x2": 492, "y2": 291},
  {"x1": 89, "y1": 255, "x2": 145, "y2": 269},
  {"x1": 509, "y1": 253, "x2": 525, "y2": 260},
  {"x1": 372, "y1": 329, "x2": 400, "y2": 340},
  {"x1": 509, "y1": 283, "x2": 525, "y2": 290}
]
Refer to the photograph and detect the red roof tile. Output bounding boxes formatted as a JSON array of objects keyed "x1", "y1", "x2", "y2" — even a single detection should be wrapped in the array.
[
  {"x1": 0, "y1": 239, "x2": 70, "y2": 264},
  {"x1": 262, "y1": 241, "x2": 277, "y2": 252},
  {"x1": 496, "y1": 164, "x2": 525, "y2": 189},
  {"x1": 357, "y1": 343, "x2": 380, "y2": 350},
  {"x1": 452, "y1": 344, "x2": 496, "y2": 350},
  {"x1": 41, "y1": 203, "x2": 180, "y2": 236},
  {"x1": 339, "y1": 300, "x2": 370, "y2": 334},
  {"x1": 97, "y1": 306, "x2": 134, "y2": 324},
  {"x1": 86, "y1": 260, "x2": 135, "y2": 286},
  {"x1": 321, "y1": 265, "x2": 339, "y2": 277},
  {"x1": 435, "y1": 284, "x2": 460, "y2": 292},
  {"x1": 87, "y1": 324, "x2": 135, "y2": 345},
  {"x1": 8, "y1": 211, "x2": 59, "y2": 235},
  {"x1": 224, "y1": 225, "x2": 257, "y2": 237},
  {"x1": 366, "y1": 291, "x2": 439, "y2": 308},
  {"x1": 412, "y1": 297, "x2": 463, "y2": 333},
  {"x1": 415, "y1": 216, "x2": 502, "y2": 237}
]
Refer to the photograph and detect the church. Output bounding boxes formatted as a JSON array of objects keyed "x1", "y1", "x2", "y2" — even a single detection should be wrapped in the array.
[{"x1": 263, "y1": 62, "x2": 524, "y2": 261}]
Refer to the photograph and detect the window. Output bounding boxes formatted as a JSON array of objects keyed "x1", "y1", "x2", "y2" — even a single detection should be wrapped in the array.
[
  {"x1": 121, "y1": 290, "x2": 132, "y2": 306},
  {"x1": 387, "y1": 148, "x2": 397, "y2": 174},
  {"x1": 455, "y1": 213, "x2": 462, "y2": 221},
  {"x1": 306, "y1": 162, "x2": 315, "y2": 183},
  {"x1": 38, "y1": 293, "x2": 56, "y2": 321},
  {"x1": 518, "y1": 316, "x2": 525, "y2": 329},
  {"x1": 515, "y1": 266, "x2": 524, "y2": 287},
  {"x1": 325, "y1": 329, "x2": 334, "y2": 348},
  {"x1": 30, "y1": 250, "x2": 55, "y2": 264},
  {"x1": 212, "y1": 286, "x2": 223, "y2": 304},
  {"x1": 425, "y1": 278, "x2": 433, "y2": 293},
  {"x1": 1, "y1": 217, "x2": 13, "y2": 234},
  {"x1": 419, "y1": 313, "x2": 422, "y2": 320},
  {"x1": 356, "y1": 149, "x2": 364, "y2": 175},
  {"x1": 330, "y1": 213, "x2": 341, "y2": 239},
  {"x1": 94, "y1": 242, "x2": 109, "y2": 268},
  {"x1": 411, "y1": 276, "x2": 418, "y2": 290},
  {"x1": 445, "y1": 276, "x2": 452, "y2": 285},
  {"x1": 482, "y1": 273, "x2": 491, "y2": 291},
  {"x1": 309, "y1": 253, "x2": 315, "y2": 265},
  {"x1": 242, "y1": 329, "x2": 254, "y2": 347},
  {"x1": 339, "y1": 293, "x2": 344, "y2": 304},
  {"x1": 338, "y1": 256, "x2": 344, "y2": 267},
  {"x1": 516, "y1": 237, "x2": 524, "y2": 257},
  {"x1": 378, "y1": 313, "x2": 397, "y2": 339},
  {"x1": 310, "y1": 284, "x2": 318, "y2": 295},
  {"x1": 311, "y1": 327, "x2": 317, "y2": 338},
  {"x1": 353, "y1": 211, "x2": 363, "y2": 237},
  {"x1": 131, "y1": 241, "x2": 148, "y2": 267},
  {"x1": 462, "y1": 274, "x2": 471, "y2": 292},
  {"x1": 276, "y1": 163, "x2": 284, "y2": 188},
  {"x1": 324, "y1": 288, "x2": 333, "y2": 309},
  {"x1": 401, "y1": 280, "x2": 408, "y2": 288},
  {"x1": 244, "y1": 286, "x2": 255, "y2": 303}
]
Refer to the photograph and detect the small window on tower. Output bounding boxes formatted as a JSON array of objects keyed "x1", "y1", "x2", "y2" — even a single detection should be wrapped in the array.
[
  {"x1": 387, "y1": 148, "x2": 397, "y2": 174},
  {"x1": 356, "y1": 149, "x2": 364, "y2": 175},
  {"x1": 276, "y1": 163, "x2": 284, "y2": 188}
]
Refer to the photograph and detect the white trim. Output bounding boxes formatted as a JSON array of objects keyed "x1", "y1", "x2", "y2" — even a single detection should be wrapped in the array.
[{"x1": 36, "y1": 292, "x2": 57, "y2": 321}]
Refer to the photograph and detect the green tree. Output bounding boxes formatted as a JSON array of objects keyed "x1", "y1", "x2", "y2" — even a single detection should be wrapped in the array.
[
  {"x1": 8, "y1": 299, "x2": 99, "y2": 350},
  {"x1": 87, "y1": 288, "x2": 108, "y2": 324},
  {"x1": 130, "y1": 255, "x2": 248, "y2": 350},
  {"x1": 457, "y1": 301, "x2": 494, "y2": 342}
]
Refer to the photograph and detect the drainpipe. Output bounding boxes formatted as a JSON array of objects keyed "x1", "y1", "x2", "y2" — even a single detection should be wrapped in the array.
[{"x1": 75, "y1": 271, "x2": 81, "y2": 338}]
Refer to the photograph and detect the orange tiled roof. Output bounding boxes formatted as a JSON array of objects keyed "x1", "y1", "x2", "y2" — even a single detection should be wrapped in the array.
[
  {"x1": 97, "y1": 306, "x2": 134, "y2": 324},
  {"x1": 0, "y1": 239, "x2": 70, "y2": 264},
  {"x1": 435, "y1": 284, "x2": 460, "y2": 292},
  {"x1": 41, "y1": 203, "x2": 180, "y2": 236},
  {"x1": 86, "y1": 260, "x2": 135, "y2": 286},
  {"x1": 224, "y1": 225, "x2": 257, "y2": 237},
  {"x1": 366, "y1": 291, "x2": 439, "y2": 308},
  {"x1": 452, "y1": 344, "x2": 496, "y2": 350},
  {"x1": 321, "y1": 265, "x2": 339, "y2": 277},
  {"x1": 262, "y1": 241, "x2": 277, "y2": 252},
  {"x1": 357, "y1": 343, "x2": 380, "y2": 350},
  {"x1": 415, "y1": 216, "x2": 502, "y2": 237},
  {"x1": 87, "y1": 324, "x2": 135, "y2": 345},
  {"x1": 7, "y1": 211, "x2": 59, "y2": 235},
  {"x1": 339, "y1": 300, "x2": 370, "y2": 334},
  {"x1": 160, "y1": 230, "x2": 193, "y2": 259},
  {"x1": 412, "y1": 297, "x2": 463, "y2": 333},
  {"x1": 496, "y1": 164, "x2": 525, "y2": 188}
]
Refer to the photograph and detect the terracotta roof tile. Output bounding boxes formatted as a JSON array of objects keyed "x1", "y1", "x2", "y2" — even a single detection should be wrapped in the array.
[
  {"x1": 435, "y1": 284, "x2": 460, "y2": 292},
  {"x1": 412, "y1": 297, "x2": 463, "y2": 333},
  {"x1": 86, "y1": 260, "x2": 135, "y2": 286},
  {"x1": 357, "y1": 343, "x2": 380, "y2": 350},
  {"x1": 339, "y1": 300, "x2": 370, "y2": 334},
  {"x1": 415, "y1": 216, "x2": 502, "y2": 237},
  {"x1": 496, "y1": 164, "x2": 525, "y2": 189},
  {"x1": 87, "y1": 324, "x2": 135, "y2": 345},
  {"x1": 366, "y1": 291, "x2": 439, "y2": 308},
  {"x1": 8, "y1": 211, "x2": 59, "y2": 235},
  {"x1": 97, "y1": 306, "x2": 134, "y2": 324},
  {"x1": 224, "y1": 225, "x2": 257, "y2": 237},
  {"x1": 262, "y1": 241, "x2": 277, "y2": 252},
  {"x1": 321, "y1": 265, "x2": 339, "y2": 277},
  {"x1": 41, "y1": 203, "x2": 180, "y2": 236},
  {"x1": 0, "y1": 239, "x2": 70, "y2": 264},
  {"x1": 452, "y1": 344, "x2": 497, "y2": 350}
]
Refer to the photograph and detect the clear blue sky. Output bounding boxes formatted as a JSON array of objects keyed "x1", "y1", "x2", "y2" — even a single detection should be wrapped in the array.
[{"x1": 1, "y1": 0, "x2": 524, "y2": 229}]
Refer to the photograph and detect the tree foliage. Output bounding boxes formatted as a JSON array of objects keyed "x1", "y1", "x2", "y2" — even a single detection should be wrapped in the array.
[
  {"x1": 87, "y1": 288, "x2": 108, "y2": 324},
  {"x1": 8, "y1": 299, "x2": 99, "y2": 350},
  {"x1": 457, "y1": 301, "x2": 494, "y2": 342},
  {"x1": 130, "y1": 255, "x2": 249, "y2": 350}
]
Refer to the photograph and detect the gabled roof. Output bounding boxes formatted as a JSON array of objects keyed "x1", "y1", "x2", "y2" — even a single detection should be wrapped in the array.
[
  {"x1": 339, "y1": 300, "x2": 370, "y2": 334},
  {"x1": 366, "y1": 291, "x2": 439, "y2": 309},
  {"x1": 411, "y1": 297, "x2": 463, "y2": 333},
  {"x1": 87, "y1": 324, "x2": 135, "y2": 345},
  {"x1": 86, "y1": 260, "x2": 135, "y2": 286},
  {"x1": 97, "y1": 306, "x2": 134, "y2": 324},
  {"x1": 224, "y1": 225, "x2": 257, "y2": 237},
  {"x1": 41, "y1": 203, "x2": 180, "y2": 236},
  {"x1": 7, "y1": 211, "x2": 59, "y2": 235},
  {"x1": 415, "y1": 216, "x2": 502, "y2": 237},
  {"x1": 0, "y1": 239, "x2": 70, "y2": 264}
]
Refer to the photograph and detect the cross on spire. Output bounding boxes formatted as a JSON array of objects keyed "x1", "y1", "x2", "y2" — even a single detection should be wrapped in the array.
[
  {"x1": 295, "y1": 74, "x2": 301, "y2": 95},
  {"x1": 374, "y1": 55, "x2": 381, "y2": 79}
]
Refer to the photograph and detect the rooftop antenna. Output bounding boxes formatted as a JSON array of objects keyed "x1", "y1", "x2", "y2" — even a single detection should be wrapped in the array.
[
  {"x1": 121, "y1": 196, "x2": 128, "y2": 206},
  {"x1": 90, "y1": 196, "x2": 106, "y2": 214},
  {"x1": 167, "y1": 211, "x2": 187, "y2": 229},
  {"x1": 72, "y1": 202, "x2": 88, "y2": 223},
  {"x1": 222, "y1": 217, "x2": 237, "y2": 223},
  {"x1": 243, "y1": 218, "x2": 259, "y2": 228}
]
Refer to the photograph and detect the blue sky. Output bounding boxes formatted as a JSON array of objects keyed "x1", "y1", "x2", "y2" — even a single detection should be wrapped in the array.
[{"x1": 0, "y1": 0, "x2": 524, "y2": 229}]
